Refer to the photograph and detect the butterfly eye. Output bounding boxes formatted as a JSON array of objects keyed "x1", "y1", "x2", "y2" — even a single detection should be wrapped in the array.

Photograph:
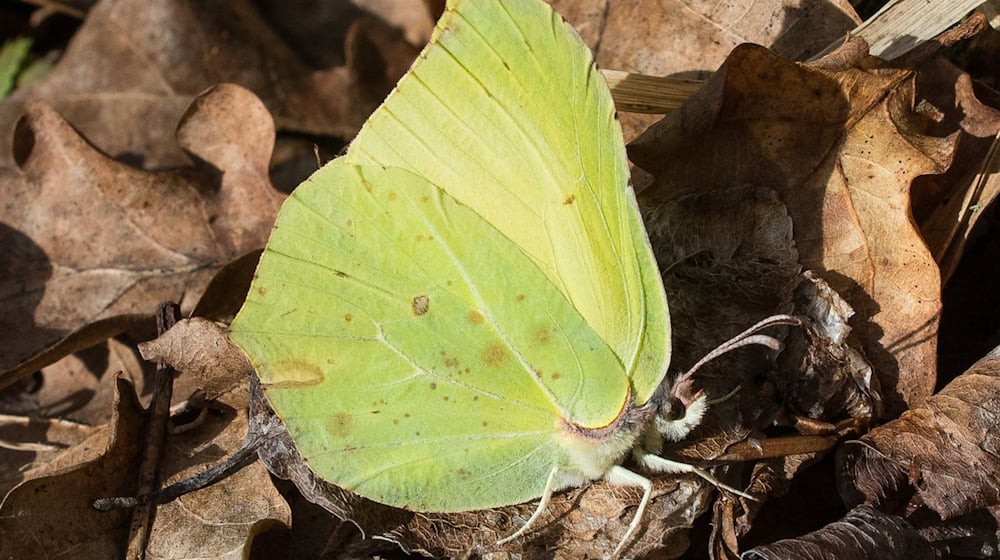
[{"x1": 661, "y1": 395, "x2": 685, "y2": 421}]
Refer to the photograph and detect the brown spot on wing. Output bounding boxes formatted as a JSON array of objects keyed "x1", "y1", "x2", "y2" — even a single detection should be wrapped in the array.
[
  {"x1": 257, "y1": 286, "x2": 267, "y2": 296},
  {"x1": 412, "y1": 295, "x2": 430, "y2": 316},
  {"x1": 535, "y1": 328, "x2": 551, "y2": 344},
  {"x1": 468, "y1": 310, "x2": 485, "y2": 324},
  {"x1": 482, "y1": 344, "x2": 507, "y2": 367},
  {"x1": 515, "y1": 294, "x2": 526, "y2": 302},
  {"x1": 563, "y1": 194, "x2": 576, "y2": 205},
  {"x1": 330, "y1": 412, "x2": 353, "y2": 438},
  {"x1": 344, "y1": 313, "x2": 353, "y2": 322}
]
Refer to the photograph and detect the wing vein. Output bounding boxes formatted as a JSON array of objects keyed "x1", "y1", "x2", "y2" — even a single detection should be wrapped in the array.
[{"x1": 416, "y1": 195, "x2": 569, "y2": 418}]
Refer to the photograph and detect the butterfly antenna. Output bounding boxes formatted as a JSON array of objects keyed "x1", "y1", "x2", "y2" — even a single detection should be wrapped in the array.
[{"x1": 675, "y1": 314, "x2": 801, "y2": 387}]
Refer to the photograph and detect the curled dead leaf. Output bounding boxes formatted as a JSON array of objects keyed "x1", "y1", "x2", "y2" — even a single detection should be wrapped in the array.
[
  {"x1": 0, "y1": 414, "x2": 98, "y2": 499},
  {"x1": 631, "y1": 44, "x2": 954, "y2": 416},
  {"x1": 550, "y1": 0, "x2": 859, "y2": 140},
  {"x1": 0, "y1": 338, "x2": 157, "y2": 429},
  {"x1": 0, "y1": 378, "x2": 146, "y2": 558},
  {"x1": 743, "y1": 505, "x2": 935, "y2": 560},
  {"x1": 0, "y1": 85, "x2": 283, "y2": 389},
  {"x1": 838, "y1": 344, "x2": 1000, "y2": 520},
  {"x1": 776, "y1": 271, "x2": 881, "y2": 423},
  {"x1": 1, "y1": 374, "x2": 289, "y2": 559},
  {"x1": 0, "y1": 0, "x2": 418, "y2": 169},
  {"x1": 138, "y1": 317, "x2": 253, "y2": 400}
]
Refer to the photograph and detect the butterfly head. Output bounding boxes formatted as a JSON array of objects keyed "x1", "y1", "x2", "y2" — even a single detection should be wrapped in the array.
[{"x1": 653, "y1": 376, "x2": 708, "y2": 442}]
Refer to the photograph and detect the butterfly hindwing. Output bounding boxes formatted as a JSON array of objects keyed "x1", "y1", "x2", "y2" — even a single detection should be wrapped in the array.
[{"x1": 231, "y1": 165, "x2": 630, "y2": 511}]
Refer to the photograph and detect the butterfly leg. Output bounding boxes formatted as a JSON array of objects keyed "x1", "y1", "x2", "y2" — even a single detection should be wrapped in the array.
[
  {"x1": 604, "y1": 465, "x2": 652, "y2": 558},
  {"x1": 634, "y1": 452, "x2": 756, "y2": 500},
  {"x1": 497, "y1": 466, "x2": 559, "y2": 545}
]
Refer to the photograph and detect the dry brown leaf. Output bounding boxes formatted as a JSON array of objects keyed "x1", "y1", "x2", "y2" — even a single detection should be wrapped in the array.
[
  {"x1": 743, "y1": 505, "x2": 935, "y2": 560},
  {"x1": 911, "y1": 55, "x2": 1000, "y2": 283},
  {"x1": 0, "y1": 84, "x2": 284, "y2": 389},
  {"x1": 144, "y1": 382, "x2": 290, "y2": 560},
  {"x1": 0, "y1": 414, "x2": 98, "y2": 499},
  {"x1": 642, "y1": 184, "x2": 876, "y2": 554},
  {"x1": 643, "y1": 185, "x2": 800, "y2": 464},
  {"x1": 644, "y1": 185, "x2": 800, "y2": 370},
  {"x1": 138, "y1": 318, "x2": 253, "y2": 400},
  {"x1": 0, "y1": 374, "x2": 289, "y2": 558},
  {"x1": 550, "y1": 0, "x2": 860, "y2": 140},
  {"x1": 190, "y1": 249, "x2": 263, "y2": 322},
  {"x1": 776, "y1": 271, "x2": 881, "y2": 423},
  {"x1": 0, "y1": 0, "x2": 420, "y2": 169},
  {"x1": 631, "y1": 44, "x2": 956, "y2": 416},
  {"x1": 257, "y1": 0, "x2": 433, "y2": 64},
  {"x1": 354, "y1": 0, "x2": 436, "y2": 45},
  {"x1": 0, "y1": 338, "x2": 152, "y2": 426},
  {"x1": 0, "y1": 377, "x2": 146, "y2": 558},
  {"x1": 701, "y1": 272, "x2": 875, "y2": 551},
  {"x1": 838, "y1": 344, "x2": 1000, "y2": 521}
]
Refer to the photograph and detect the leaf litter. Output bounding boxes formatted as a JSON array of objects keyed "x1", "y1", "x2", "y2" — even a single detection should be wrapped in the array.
[{"x1": 1, "y1": 1, "x2": 999, "y2": 559}]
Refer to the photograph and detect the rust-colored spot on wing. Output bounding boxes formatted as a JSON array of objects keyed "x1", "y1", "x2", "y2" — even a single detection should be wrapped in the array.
[
  {"x1": 563, "y1": 194, "x2": 576, "y2": 205},
  {"x1": 330, "y1": 412, "x2": 354, "y2": 437},
  {"x1": 468, "y1": 310, "x2": 485, "y2": 324},
  {"x1": 535, "y1": 328, "x2": 551, "y2": 344},
  {"x1": 257, "y1": 286, "x2": 267, "y2": 296},
  {"x1": 344, "y1": 313, "x2": 353, "y2": 322},
  {"x1": 412, "y1": 295, "x2": 430, "y2": 316},
  {"x1": 482, "y1": 344, "x2": 507, "y2": 367}
]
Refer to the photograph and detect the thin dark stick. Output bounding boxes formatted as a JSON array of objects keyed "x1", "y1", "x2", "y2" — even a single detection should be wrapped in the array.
[
  {"x1": 124, "y1": 302, "x2": 179, "y2": 560},
  {"x1": 92, "y1": 438, "x2": 261, "y2": 510}
]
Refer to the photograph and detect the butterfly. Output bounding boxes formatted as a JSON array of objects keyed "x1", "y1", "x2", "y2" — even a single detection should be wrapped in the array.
[{"x1": 230, "y1": 0, "x2": 789, "y2": 554}]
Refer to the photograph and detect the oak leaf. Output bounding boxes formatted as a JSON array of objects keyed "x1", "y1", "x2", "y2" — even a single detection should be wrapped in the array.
[{"x1": 0, "y1": 84, "x2": 283, "y2": 389}]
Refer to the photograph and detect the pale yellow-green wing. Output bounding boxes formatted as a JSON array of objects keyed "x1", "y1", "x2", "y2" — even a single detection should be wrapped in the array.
[
  {"x1": 230, "y1": 165, "x2": 630, "y2": 511},
  {"x1": 344, "y1": 0, "x2": 670, "y2": 402}
]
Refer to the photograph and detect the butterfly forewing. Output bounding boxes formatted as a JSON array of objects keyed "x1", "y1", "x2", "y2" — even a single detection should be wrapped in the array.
[{"x1": 345, "y1": 0, "x2": 671, "y2": 402}]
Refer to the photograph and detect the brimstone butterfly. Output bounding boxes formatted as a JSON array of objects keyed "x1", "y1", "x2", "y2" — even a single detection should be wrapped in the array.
[{"x1": 230, "y1": 0, "x2": 763, "y2": 554}]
